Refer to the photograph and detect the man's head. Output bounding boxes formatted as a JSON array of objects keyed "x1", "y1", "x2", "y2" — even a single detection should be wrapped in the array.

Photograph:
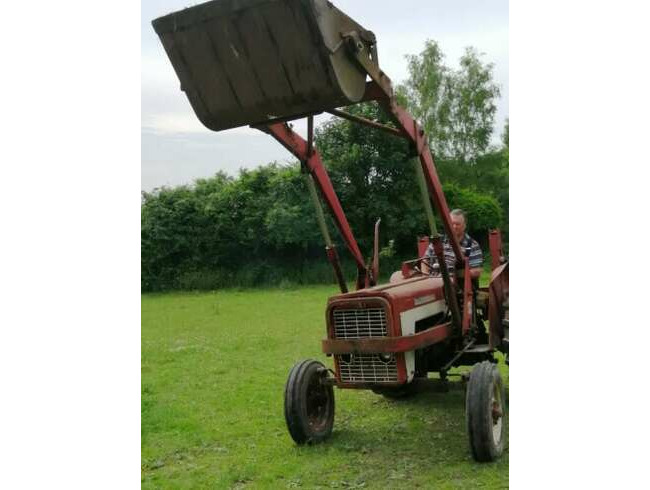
[{"x1": 450, "y1": 209, "x2": 467, "y2": 242}]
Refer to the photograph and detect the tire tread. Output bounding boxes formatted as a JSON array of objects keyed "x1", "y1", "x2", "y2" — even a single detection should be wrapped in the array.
[
  {"x1": 284, "y1": 359, "x2": 334, "y2": 445},
  {"x1": 466, "y1": 360, "x2": 506, "y2": 462}
]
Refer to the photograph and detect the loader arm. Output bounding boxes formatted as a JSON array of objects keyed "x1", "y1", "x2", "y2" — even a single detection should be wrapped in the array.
[
  {"x1": 335, "y1": 30, "x2": 463, "y2": 265},
  {"x1": 152, "y1": 0, "x2": 463, "y2": 281},
  {"x1": 387, "y1": 100, "x2": 464, "y2": 267},
  {"x1": 260, "y1": 122, "x2": 367, "y2": 285},
  {"x1": 354, "y1": 80, "x2": 465, "y2": 267}
]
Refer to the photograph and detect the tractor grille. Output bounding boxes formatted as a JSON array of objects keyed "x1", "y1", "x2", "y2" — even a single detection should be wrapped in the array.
[
  {"x1": 337, "y1": 353, "x2": 398, "y2": 383},
  {"x1": 332, "y1": 308, "x2": 388, "y2": 339},
  {"x1": 332, "y1": 304, "x2": 397, "y2": 383}
]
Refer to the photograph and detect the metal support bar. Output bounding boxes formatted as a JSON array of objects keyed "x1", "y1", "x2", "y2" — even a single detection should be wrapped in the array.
[
  {"x1": 326, "y1": 246, "x2": 348, "y2": 294},
  {"x1": 410, "y1": 121, "x2": 463, "y2": 268},
  {"x1": 261, "y1": 123, "x2": 367, "y2": 288},
  {"x1": 371, "y1": 218, "x2": 381, "y2": 286},
  {"x1": 354, "y1": 79, "x2": 464, "y2": 268},
  {"x1": 307, "y1": 116, "x2": 314, "y2": 158},
  {"x1": 461, "y1": 258, "x2": 473, "y2": 335},
  {"x1": 304, "y1": 172, "x2": 348, "y2": 294},
  {"x1": 489, "y1": 229, "x2": 505, "y2": 271},
  {"x1": 304, "y1": 173, "x2": 333, "y2": 247},
  {"x1": 432, "y1": 235, "x2": 462, "y2": 335},
  {"x1": 346, "y1": 40, "x2": 467, "y2": 291},
  {"x1": 250, "y1": 111, "x2": 322, "y2": 129},
  {"x1": 440, "y1": 339, "x2": 477, "y2": 374},
  {"x1": 327, "y1": 109, "x2": 406, "y2": 139},
  {"x1": 413, "y1": 158, "x2": 437, "y2": 237}
]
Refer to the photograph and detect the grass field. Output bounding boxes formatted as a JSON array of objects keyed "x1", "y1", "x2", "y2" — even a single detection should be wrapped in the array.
[{"x1": 142, "y1": 284, "x2": 508, "y2": 489}]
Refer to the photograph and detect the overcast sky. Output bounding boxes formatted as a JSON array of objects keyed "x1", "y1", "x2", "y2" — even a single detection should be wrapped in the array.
[{"x1": 141, "y1": 0, "x2": 508, "y2": 191}]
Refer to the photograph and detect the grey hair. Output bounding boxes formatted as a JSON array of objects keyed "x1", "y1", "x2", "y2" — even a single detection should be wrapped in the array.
[{"x1": 450, "y1": 208, "x2": 467, "y2": 224}]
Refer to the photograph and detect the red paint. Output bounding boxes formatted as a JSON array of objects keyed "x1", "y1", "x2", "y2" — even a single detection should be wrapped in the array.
[
  {"x1": 462, "y1": 258, "x2": 472, "y2": 335},
  {"x1": 374, "y1": 98, "x2": 464, "y2": 267},
  {"x1": 488, "y1": 262, "x2": 509, "y2": 349},
  {"x1": 417, "y1": 236, "x2": 429, "y2": 259},
  {"x1": 261, "y1": 83, "x2": 510, "y2": 386},
  {"x1": 489, "y1": 229, "x2": 504, "y2": 271},
  {"x1": 322, "y1": 322, "x2": 452, "y2": 354},
  {"x1": 262, "y1": 123, "x2": 367, "y2": 286},
  {"x1": 327, "y1": 275, "x2": 447, "y2": 334}
]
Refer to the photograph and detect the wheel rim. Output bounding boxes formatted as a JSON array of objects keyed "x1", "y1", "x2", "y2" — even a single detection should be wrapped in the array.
[
  {"x1": 491, "y1": 382, "x2": 504, "y2": 445},
  {"x1": 305, "y1": 375, "x2": 330, "y2": 431}
]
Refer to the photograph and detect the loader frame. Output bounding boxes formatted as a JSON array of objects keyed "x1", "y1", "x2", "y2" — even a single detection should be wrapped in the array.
[
  {"x1": 259, "y1": 74, "x2": 470, "y2": 353},
  {"x1": 152, "y1": 0, "x2": 509, "y2": 461}
]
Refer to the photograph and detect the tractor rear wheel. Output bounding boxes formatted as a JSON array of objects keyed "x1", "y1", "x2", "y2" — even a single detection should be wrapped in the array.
[
  {"x1": 284, "y1": 359, "x2": 335, "y2": 445},
  {"x1": 466, "y1": 361, "x2": 506, "y2": 462}
]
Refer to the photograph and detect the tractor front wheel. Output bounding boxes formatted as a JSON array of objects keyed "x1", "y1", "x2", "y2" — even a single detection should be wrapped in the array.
[
  {"x1": 466, "y1": 361, "x2": 507, "y2": 462},
  {"x1": 284, "y1": 359, "x2": 335, "y2": 445}
]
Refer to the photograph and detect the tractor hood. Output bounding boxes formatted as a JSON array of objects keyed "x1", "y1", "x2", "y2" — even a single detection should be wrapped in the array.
[{"x1": 327, "y1": 275, "x2": 447, "y2": 331}]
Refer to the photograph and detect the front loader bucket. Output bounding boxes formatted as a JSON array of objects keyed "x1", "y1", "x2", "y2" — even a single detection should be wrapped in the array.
[{"x1": 152, "y1": 0, "x2": 374, "y2": 132}]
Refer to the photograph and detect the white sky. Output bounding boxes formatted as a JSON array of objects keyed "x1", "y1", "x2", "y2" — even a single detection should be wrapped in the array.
[{"x1": 141, "y1": 0, "x2": 509, "y2": 191}]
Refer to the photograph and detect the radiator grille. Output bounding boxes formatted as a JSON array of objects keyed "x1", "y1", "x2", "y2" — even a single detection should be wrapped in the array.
[
  {"x1": 332, "y1": 304, "x2": 397, "y2": 383},
  {"x1": 333, "y1": 308, "x2": 387, "y2": 339},
  {"x1": 336, "y1": 353, "x2": 398, "y2": 383}
]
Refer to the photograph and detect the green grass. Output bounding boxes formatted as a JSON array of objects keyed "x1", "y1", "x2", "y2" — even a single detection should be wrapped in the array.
[{"x1": 142, "y1": 284, "x2": 508, "y2": 489}]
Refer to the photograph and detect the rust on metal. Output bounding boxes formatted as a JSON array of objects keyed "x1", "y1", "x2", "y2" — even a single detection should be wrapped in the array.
[
  {"x1": 263, "y1": 122, "x2": 367, "y2": 280},
  {"x1": 488, "y1": 262, "x2": 509, "y2": 349},
  {"x1": 489, "y1": 229, "x2": 505, "y2": 271},
  {"x1": 371, "y1": 218, "x2": 381, "y2": 287},
  {"x1": 152, "y1": 0, "x2": 375, "y2": 131},
  {"x1": 152, "y1": 0, "x2": 510, "y2": 394},
  {"x1": 379, "y1": 101, "x2": 465, "y2": 266},
  {"x1": 432, "y1": 234, "x2": 462, "y2": 334},
  {"x1": 250, "y1": 110, "x2": 323, "y2": 129},
  {"x1": 327, "y1": 109, "x2": 406, "y2": 138},
  {"x1": 322, "y1": 322, "x2": 452, "y2": 354},
  {"x1": 326, "y1": 246, "x2": 348, "y2": 294},
  {"x1": 462, "y1": 258, "x2": 472, "y2": 335}
]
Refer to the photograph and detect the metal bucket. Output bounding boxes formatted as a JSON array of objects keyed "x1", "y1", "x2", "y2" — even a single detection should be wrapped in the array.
[{"x1": 152, "y1": 0, "x2": 373, "y2": 132}]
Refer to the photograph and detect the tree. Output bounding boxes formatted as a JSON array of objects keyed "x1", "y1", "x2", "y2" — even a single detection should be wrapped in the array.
[
  {"x1": 401, "y1": 40, "x2": 452, "y2": 159},
  {"x1": 401, "y1": 43, "x2": 500, "y2": 164},
  {"x1": 315, "y1": 102, "x2": 423, "y2": 256},
  {"x1": 446, "y1": 47, "x2": 500, "y2": 163},
  {"x1": 315, "y1": 102, "x2": 503, "y2": 254},
  {"x1": 141, "y1": 184, "x2": 212, "y2": 290},
  {"x1": 141, "y1": 39, "x2": 507, "y2": 291}
]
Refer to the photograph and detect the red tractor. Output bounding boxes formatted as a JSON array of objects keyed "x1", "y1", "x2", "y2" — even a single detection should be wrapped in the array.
[{"x1": 153, "y1": 0, "x2": 509, "y2": 462}]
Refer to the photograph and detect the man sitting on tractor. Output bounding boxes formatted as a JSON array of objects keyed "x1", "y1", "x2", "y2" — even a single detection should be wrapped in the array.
[{"x1": 425, "y1": 209, "x2": 483, "y2": 279}]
